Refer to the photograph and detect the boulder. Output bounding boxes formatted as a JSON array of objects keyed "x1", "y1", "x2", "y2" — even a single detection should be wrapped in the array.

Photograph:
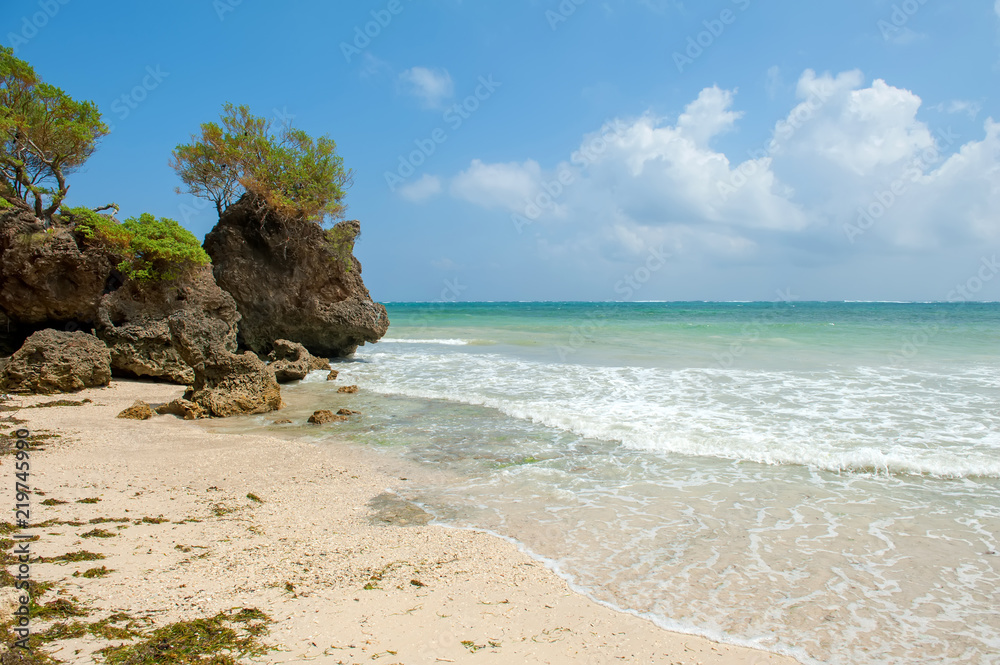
[
  {"x1": 336, "y1": 408, "x2": 360, "y2": 416},
  {"x1": 267, "y1": 339, "x2": 329, "y2": 383},
  {"x1": 272, "y1": 418, "x2": 293, "y2": 425},
  {"x1": 97, "y1": 265, "x2": 240, "y2": 384},
  {"x1": 155, "y1": 398, "x2": 206, "y2": 420},
  {"x1": 308, "y1": 410, "x2": 348, "y2": 424},
  {"x1": 168, "y1": 310, "x2": 282, "y2": 418},
  {"x1": 0, "y1": 208, "x2": 120, "y2": 349},
  {"x1": 0, "y1": 329, "x2": 111, "y2": 394},
  {"x1": 326, "y1": 369, "x2": 339, "y2": 381},
  {"x1": 117, "y1": 400, "x2": 153, "y2": 420},
  {"x1": 203, "y1": 196, "x2": 389, "y2": 357},
  {"x1": 337, "y1": 385, "x2": 359, "y2": 394}
]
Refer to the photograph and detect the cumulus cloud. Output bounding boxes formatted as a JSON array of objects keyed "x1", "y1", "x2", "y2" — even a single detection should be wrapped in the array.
[
  {"x1": 398, "y1": 66, "x2": 454, "y2": 109},
  {"x1": 398, "y1": 174, "x2": 442, "y2": 202},
  {"x1": 445, "y1": 69, "x2": 1000, "y2": 265}
]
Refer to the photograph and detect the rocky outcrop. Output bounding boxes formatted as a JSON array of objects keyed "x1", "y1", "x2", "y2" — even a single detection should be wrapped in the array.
[
  {"x1": 0, "y1": 329, "x2": 111, "y2": 394},
  {"x1": 267, "y1": 339, "x2": 329, "y2": 383},
  {"x1": 203, "y1": 196, "x2": 389, "y2": 358},
  {"x1": 167, "y1": 310, "x2": 282, "y2": 418},
  {"x1": 0, "y1": 208, "x2": 119, "y2": 349},
  {"x1": 96, "y1": 265, "x2": 240, "y2": 384}
]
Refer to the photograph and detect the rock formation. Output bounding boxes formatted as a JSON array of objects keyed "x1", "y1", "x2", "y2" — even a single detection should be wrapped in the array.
[
  {"x1": 267, "y1": 339, "x2": 329, "y2": 383},
  {"x1": 203, "y1": 196, "x2": 389, "y2": 357},
  {"x1": 167, "y1": 310, "x2": 282, "y2": 417},
  {"x1": 0, "y1": 208, "x2": 118, "y2": 351},
  {"x1": 0, "y1": 329, "x2": 112, "y2": 394},
  {"x1": 96, "y1": 265, "x2": 240, "y2": 384}
]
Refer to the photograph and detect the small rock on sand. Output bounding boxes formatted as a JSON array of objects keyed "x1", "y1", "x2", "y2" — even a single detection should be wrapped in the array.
[
  {"x1": 117, "y1": 400, "x2": 153, "y2": 420},
  {"x1": 337, "y1": 385, "x2": 358, "y2": 394}
]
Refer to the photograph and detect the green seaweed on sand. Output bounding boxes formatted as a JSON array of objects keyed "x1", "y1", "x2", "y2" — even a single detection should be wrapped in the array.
[{"x1": 97, "y1": 608, "x2": 272, "y2": 665}]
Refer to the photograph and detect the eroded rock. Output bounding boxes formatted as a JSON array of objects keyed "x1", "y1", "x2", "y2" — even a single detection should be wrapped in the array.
[
  {"x1": 307, "y1": 410, "x2": 348, "y2": 424},
  {"x1": 155, "y1": 398, "x2": 206, "y2": 420},
  {"x1": 168, "y1": 310, "x2": 282, "y2": 418},
  {"x1": 97, "y1": 265, "x2": 239, "y2": 384},
  {"x1": 0, "y1": 329, "x2": 111, "y2": 394},
  {"x1": 117, "y1": 400, "x2": 153, "y2": 420},
  {"x1": 267, "y1": 339, "x2": 329, "y2": 383},
  {"x1": 203, "y1": 196, "x2": 389, "y2": 357}
]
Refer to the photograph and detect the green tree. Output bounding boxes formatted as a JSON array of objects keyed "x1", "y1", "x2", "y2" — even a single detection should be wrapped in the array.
[
  {"x1": 171, "y1": 103, "x2": 353, "y2": 223},
  {"x1": 0, "y1": 47, "x2": 110, "y2": 221}
]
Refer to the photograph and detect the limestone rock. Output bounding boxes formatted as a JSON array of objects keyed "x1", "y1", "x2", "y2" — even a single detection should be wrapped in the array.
[
  {"x1": 307, "y1": 410, "x2": 348, "y2": 424},
  {"x1": 117, "y1": 400, "x2": 153, "y2": 420},
  {"x1": 326, "y1": 369, "x2": 339, "y2": 381},
  {"x1": 267, "y1": 339, "x2": 329, "y2": 384},
  {"x1": 168, "y1": 310, "x2": 282, "y2": 418},
  {"x1": 155, "y1": 398, "x2": 206, "y2": 420},
  {"x1": 0, "y1": 209, "x2": 119, "y2": 349},
  {"x1": 97, "y1": 265, "x2": 239, "y2": 384},
  {"x1": 272, "y1": 418, "x2": 293, "y2": 424},
  {"x1": 336, "y1": 408, "x2": 360, "y2": 416},
  {"x1": 203, "y1": 196, "x2": 389, "y2": 357},
  {"x1": 0, "y1": 329, "x2": 111, "y2": 394},
  {"x1": 337, "y1": 385, "x2": 359, "y2": 394}
]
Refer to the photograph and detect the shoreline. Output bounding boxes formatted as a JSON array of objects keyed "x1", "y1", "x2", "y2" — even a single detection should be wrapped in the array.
[{"x1": 3, "y1": 379, "x2": 800, "y2": 664}]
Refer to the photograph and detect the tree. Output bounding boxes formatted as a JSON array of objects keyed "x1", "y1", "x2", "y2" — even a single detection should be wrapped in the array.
[
  {"x1": 171, "y1": 103, "x2": 353, "y2": 223},
  {"x1": 0, "y1": 47, "x2": 109, "y2": 221}
]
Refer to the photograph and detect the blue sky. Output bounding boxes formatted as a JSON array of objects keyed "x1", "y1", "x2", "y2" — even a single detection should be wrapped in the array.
[{"x1": 3, "y1": 0, "x2": 999, "y2": 302}]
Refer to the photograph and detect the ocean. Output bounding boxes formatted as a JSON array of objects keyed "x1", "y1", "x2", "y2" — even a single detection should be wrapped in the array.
[{"x1": 211, "y1": 302, "x2": 1000, "y2": 664}]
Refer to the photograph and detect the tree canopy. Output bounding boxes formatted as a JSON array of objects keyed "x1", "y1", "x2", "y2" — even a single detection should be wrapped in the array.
[
  {"x1": 0, "y1": 46, "x2": 109, "y2": 220},
  {"x1": 171, "y1": 103, "x2": 353, "y2": 224}
]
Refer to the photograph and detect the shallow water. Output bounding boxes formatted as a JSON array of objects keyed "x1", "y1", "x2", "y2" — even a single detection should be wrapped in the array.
[{"x1": 210, "y1": 302, "x2": 1000, "y2": 664}]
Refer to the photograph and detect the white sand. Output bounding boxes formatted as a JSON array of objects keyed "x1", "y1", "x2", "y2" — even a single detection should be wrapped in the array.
[{"x1": 2, "y1": 380, "x2": 799, "y2": 664}]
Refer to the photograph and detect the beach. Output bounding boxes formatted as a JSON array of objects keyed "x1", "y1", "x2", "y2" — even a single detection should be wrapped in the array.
[{"x1": 2, "y1": 379, "x2": 796, "y2": 664}]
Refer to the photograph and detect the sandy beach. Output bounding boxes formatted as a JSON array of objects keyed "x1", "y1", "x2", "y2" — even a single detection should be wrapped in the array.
[{"x1": 1, "y1": 379, "x2": 799, "y2": 664}]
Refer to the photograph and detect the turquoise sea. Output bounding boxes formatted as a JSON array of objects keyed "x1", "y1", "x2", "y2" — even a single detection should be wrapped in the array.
[{"x1": 214, "y1": 302, "x2": 1000, "y2": 664}]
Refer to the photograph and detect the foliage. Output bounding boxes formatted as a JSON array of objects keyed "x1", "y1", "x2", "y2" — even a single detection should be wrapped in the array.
[
  {"x1": 97, "y1": 608, "x2": 272, "y2": 665},
  {"x1": 0, "y1": 47, "x2": 109, "y2": 220},
  {"x1": 120, "y1": 213, "x2": 211, "y2": 281},
  {"x1": 64, "y1": 207, "x2": 210, "y2": 282},
  {"x1": 324, "y1": 223, "x2": 356, "y2": 272},
  {"x1": 0, "y1": 196, "x2": 11, "y2": 208},
  {"x1": 171, "y1": 103, "x2": 353, "y2": 223}
]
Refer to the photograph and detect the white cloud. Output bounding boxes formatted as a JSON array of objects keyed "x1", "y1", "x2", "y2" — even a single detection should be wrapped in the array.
[
  {"x1": 446, "y1": 70, "x2": 1000, "y2": 266},
  {"x1": 676, "y1": 86, "x2": 743, "y2": 146},
  {"x1": 398, "y1": 66, "x2": 454, "y2": 109},
  {"x1": 450, "y1": 159, "x2": 545, "y2": 210},
  {"x1": 930, "y1": 99, "x2": 982, "y2": 119},
  {"x1": 398, "y1": 174, "x2": 442, "y2": 202}
]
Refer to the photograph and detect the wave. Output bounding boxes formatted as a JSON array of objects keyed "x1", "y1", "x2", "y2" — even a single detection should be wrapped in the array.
[
  {"x1": 341, "y1": 350, "x2": 1000, "y2": 480},
  {"x1": 379, "y1": 338, "x2": 471, "y2": 346}
]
